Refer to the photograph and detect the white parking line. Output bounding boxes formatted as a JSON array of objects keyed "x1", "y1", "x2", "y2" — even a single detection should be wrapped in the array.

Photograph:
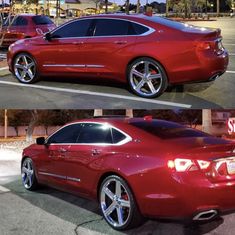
[
  {"x1": 229, "y1": 53, "x2": 235, "y2": 56},
  {"x1": 0, "y1": 185, "x2": 10, "y2": 192},
  {"x1": 227, "y1": 71, "x2": 235, "y2": 74},
  {"x1": 0, "y1": 66, "x2": 8, "y2": 71},
  {"x1": 0, "y1": 80, "x2": 191, "y2": 108},
  {"x1": 224, "y1": 44, "x2": 235, "y2": 46}
]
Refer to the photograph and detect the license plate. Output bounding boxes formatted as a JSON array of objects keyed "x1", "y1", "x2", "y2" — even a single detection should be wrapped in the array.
[{"x1": 227, "y1": 161, "x2": 235, "y2": 174}]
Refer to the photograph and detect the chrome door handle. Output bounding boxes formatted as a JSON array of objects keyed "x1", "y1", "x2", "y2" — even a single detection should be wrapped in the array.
[
  {"x1": 59, "y1": 148, "x2": 67, "y2": 153},
  {"x1": 114, "y1": 40, "x2": 127, "y2": 45},
  {"x1": 91, "y1": 149, "x2": 101, "y2": 156},
  {"x1": 72, "y1": 41, "x2": 84, "y2": 45}
]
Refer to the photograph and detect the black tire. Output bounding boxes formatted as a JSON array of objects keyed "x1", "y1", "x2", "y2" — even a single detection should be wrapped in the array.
[
  {"x1": 21, "y1": 157, "x2": 39, "y2": 191},
  {"x1": 127, "y1": 57, "x2": 168, "y2": 98},
  {"x1": 99, "y1": 175, "x2": 143, "y2": 230},
  {"x1": 13, "y1": 53, "x2": 40, "y2": 84}
]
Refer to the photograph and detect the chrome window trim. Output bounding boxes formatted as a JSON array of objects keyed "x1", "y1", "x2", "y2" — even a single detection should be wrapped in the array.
[
  {"x1": 39, "y1": 171, "x2": 81, "y2": 182},
  {"x1": 46, "y1": 17, "x2": 155, "y2": 40},
  {"x1": 46, "y1": 121, "x2": 132, "y2": 146}
]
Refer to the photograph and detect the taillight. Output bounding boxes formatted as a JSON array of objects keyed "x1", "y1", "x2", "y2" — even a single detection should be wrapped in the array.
[
  {"x1": 215, "y1": 39, "x2": 225, "y2": 55},
  {"x1": 167, "y1": 158, "x2": 211, "y2": 172}
]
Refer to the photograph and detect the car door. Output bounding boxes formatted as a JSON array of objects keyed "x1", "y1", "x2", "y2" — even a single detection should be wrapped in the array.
[
  {"x1": 39, "y1": 19, "x2": 93, "y2": 74},
  {"x1": 84, "y1": 18, "x2": 137, "y2": 78},
  {"x1": 64, "y1": 122, "x2": 113, "y2": 196},
  {"x1": 37, "y1": 123, "x2": 83, "y2": 190}
]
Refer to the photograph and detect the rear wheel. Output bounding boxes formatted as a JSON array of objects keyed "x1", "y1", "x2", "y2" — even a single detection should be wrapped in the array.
[
  {"x1": 127, "y1": 57, "x2": 168, "y2": 98},
  {"x1": 99, "y1": 175, "x2": 143, "y2": 230},
  {"x1": 13, "y1": 53, "x2": 40, "y2": 84},
  {"x1": 21, "y1": 158, "x2": 38, "y2": 191}
]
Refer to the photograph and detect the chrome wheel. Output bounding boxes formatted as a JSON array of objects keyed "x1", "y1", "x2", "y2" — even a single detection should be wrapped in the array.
[
  {"x1": 128, "y1": 58, "x2": 167, "y2": 98},
  {"x1": 14, "y1": 54, "x2": 36, "y2": 83},
  {"x1": 100, "y1": 177, "x2": 131, "y2": 228},
  {"x1": 21, "y1": 158, "x2": 34, "y2": 189}
]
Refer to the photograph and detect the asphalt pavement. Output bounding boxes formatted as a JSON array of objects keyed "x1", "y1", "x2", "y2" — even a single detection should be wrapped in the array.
[
  {"x1": 0, "y1": 17, "x2": 235, "y2": 109},
  {"x1": 1, "y1": 145, "x2": 235, "y2": 235}
]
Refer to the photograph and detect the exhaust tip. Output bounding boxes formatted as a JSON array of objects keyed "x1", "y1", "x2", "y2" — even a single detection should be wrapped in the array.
[{"x1": 193, "y1": 210, "x2": 218, "y2": 221}]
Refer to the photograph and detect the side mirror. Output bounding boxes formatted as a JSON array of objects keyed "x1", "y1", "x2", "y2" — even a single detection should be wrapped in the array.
[
  {"x1": 36, "y1": 137, "x2": 45, "y2": 145},
  {"x1": 45, "y1": 32, "x2": 52, "y2": 41}
]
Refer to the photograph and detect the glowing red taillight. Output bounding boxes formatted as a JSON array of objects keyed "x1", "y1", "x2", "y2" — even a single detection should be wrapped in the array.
[{"x1": 167, "y1": 158, "x2": 211, "y2": 172}]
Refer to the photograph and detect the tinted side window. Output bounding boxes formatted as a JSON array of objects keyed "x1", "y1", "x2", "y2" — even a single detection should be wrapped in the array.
[
  {"x1": 51, "y1": 19, "x2": 92, "y2": 38},
  {"x1": 47, "y1": 124, "x2": 82, "y2": 144},
  {"x1": 32, "y1": 15, "x2": 53, "y2": 25},
  {"x1": 77, "y1": 123, "x2": 112, "y2": 144},
  {"x1": 112, "y1": 128, "x2": 126, "y2": 144},
  {"x1": 94, "y1": 19, "x2": 129, "y2": 36},
  {"x1": 130, "y1": 120, "x2": 210, "y2": 139},
  {"x1": 129, "y1": 22, "x2": 149, "y2": 35},
  {"x1": 12, "y1": 16, "x2": 28, "y2": 26}
]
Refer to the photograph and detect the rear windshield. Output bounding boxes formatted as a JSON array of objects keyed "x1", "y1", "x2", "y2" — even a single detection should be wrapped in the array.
[
  {"x1": 130, "y1": 120, "x2": 210, "y2": 139},
  {"x1": 32, "y1": 15, "x2": 53, "y2": 25},
  {"x1": 144, "y1": 16, "x2": 187, "y2": 30}
]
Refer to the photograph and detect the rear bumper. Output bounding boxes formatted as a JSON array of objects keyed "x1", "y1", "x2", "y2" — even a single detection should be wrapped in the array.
[
  {"x1": 168, "y1": 50, "x2": 229, "y2": 84},
  {"x1": 139, "y1": 172, "x2": 235, "y2": 220}
]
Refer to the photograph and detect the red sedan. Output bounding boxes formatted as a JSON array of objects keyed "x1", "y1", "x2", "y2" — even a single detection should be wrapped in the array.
[
  {"x1": 21, "y1": 116, "x2": 235, "y2": 230},
  {"x1": 7, "y1": 14, "x2": 228, "y2": 98},
  {"x1": 1, "y1": 14, "x2": 55, "y2": 47}
]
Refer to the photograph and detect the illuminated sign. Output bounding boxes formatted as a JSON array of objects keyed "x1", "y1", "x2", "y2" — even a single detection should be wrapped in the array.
[{"x1": 228, "y1": 118, "x2": 235, "y2": 135}]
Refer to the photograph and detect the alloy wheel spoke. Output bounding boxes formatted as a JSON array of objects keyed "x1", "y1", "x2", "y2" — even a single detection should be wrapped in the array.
[
  {"x1": 116, "y1": 207, "x2": 124, "y2": 225},
  {"x1": 104, "y1": 186, "x2": 115, "y2": 200},
  {"x1": 22, "y1": 56, "x2": 28, "y2": 65},
  {"x1": 119, "y1": 199, "x2": 130, "y2": 208},
  {"x1": 27, "y1": 62, "x2": 34, "y2": 69},
  {"x1": 104, "y1": 201, "x2": 116, "y2": 216},
  {"x1": 15, "y1": 64, "x2": 24, "y2": 70},
  {"x1": 148, "y1": 73, "x2": 162, "y2": 80},
  {"x1": 115, "y1": 181, "x2": 122, "y2": 198},
  {"x1": 144, "y1": 61, "x2": 149, "y2": 75},
  {"x1": 22, "y1": 166, "x2": 28, "y2": 174},
  {"x1": 21, "y1": 70, "x2": 27, "y2": 79},
  {"x1": 27, "y1": 69, "x2": 34, "y2": 79},
  {"x1": 147, "y1": 80, "x2": 156, "y2": 94},
  {"x1": 132, "y1": 69, "x2": 144, "y2": 79},
  {"x1": 135, "y1": 79, "x2": 145, "y2": 92},
  {"x1": 28, "y1": 175, "x2": 32, "y2": 187}
]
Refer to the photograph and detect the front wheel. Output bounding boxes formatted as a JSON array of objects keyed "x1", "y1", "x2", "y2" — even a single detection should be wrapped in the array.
[
  {"x1": 99, "y1": 175, "x2": 143, "y2": 230},
  {"x1": 127, "y1": 57, "x2": 168, "y2": 98},
  {"x1": 13, "y1": 53, "x2": 40, "y2": 84},
  {"x1": 21, "y1": 158, "x2": 38, "y2": 191}
]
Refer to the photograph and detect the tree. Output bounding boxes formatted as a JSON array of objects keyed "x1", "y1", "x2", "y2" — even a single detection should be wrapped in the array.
[
  {"x1": 26, "y1": 110, "x2": 39, "y2": 142},
  {"x1": 92, "y1": 0, "x2": 101, "y2": 12},
  {"x1": 166, "y1": 0, "x2": 169, "y2": 15},
  {"x1": 217, "y1": 0, "x2": 220, "y2": 16},
  {"x1": 125, "y1": 0, "x2": 130, "y2": 14},
  {"x1": 202, "y1": 109, "x2": 213, "y2": 134}
]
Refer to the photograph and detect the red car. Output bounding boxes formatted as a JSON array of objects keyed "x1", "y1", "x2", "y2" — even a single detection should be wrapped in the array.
[
  {"x1": 8, "y1": 14, "x2": 228, "y2": 98},
  {"x1": 21, "y1": 116, "x2": 235, "y2": 230},
  {"x1": 1, "y1": 14, "x2": 55, "y2": 47}
]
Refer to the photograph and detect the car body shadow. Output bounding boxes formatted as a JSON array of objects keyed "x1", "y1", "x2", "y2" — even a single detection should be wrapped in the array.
[{"x1": 4, "y1": 179, "x2": 224, "y2": 235}]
